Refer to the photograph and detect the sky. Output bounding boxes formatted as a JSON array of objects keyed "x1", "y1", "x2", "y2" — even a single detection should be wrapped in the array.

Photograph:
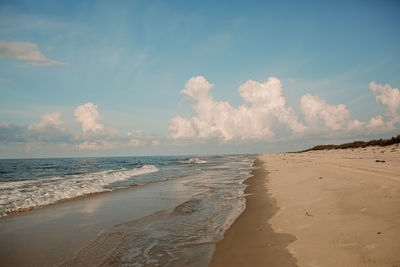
[{"x1": 0, "y1": 0, "x2": 399, "y2": 158}]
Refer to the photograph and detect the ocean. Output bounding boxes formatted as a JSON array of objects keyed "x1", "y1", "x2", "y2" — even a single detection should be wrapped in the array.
[{"x1": 0, "y1": 154, "x2": 255, "y2": 266}]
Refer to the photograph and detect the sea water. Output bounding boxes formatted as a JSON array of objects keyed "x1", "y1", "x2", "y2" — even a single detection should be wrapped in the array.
[{"x1": 0, "y1": 155, "x2": 254, "y2": 266}]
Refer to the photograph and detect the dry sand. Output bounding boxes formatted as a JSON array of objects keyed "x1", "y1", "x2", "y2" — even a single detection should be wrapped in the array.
[{"x1": 210, "y1": 144, "x2": 400, "y2": 267}]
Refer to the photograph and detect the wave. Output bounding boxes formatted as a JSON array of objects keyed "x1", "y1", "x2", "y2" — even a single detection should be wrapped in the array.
[
  {"x1": 182, "y1": 158, "x2": 207, "y2": 164},
  {"x1": 0, "y1": 165, "x2": 159, "y2": 217}
]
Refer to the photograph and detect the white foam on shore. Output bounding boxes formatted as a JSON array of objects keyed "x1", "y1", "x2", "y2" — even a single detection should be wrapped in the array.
[
  {"x1": 0, "y1": 165, "x2": 159, "y2": 217},
  {"x1": 62, "y1": 157, "x2": 255, "y2": 266}
]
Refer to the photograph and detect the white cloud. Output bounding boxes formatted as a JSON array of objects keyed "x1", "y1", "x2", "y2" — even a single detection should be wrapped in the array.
[
  {"x1": 300, "y1": 94, "x2": 362, "y2": 131},
  {"x1": 28, "y1": 112, "x2": 65, "y2": 132},
  {"x1": 74, "y1": 102, "x2": 116, "y2": 150},
  {"x1": 126, "y1": 130, "x2": 146, "y2": 147},
  {"x1": 366, "y1": 82, "x2": 400, "y2": 132},
  {"x1": 26, "y1": 112, "x2": 71, "y2": 143},
  {"x1": 369, "y1": 81, "x2": 400, "y2": 116},
  {"x1": 127, "y1": 138, "x2": 145, "y2": 147},
  {"x1": 74, "y1": 102, "x2": 105, "y2": 133},
  {"x1": 126, "y1": 130, "x2": 143, "y2": 137},
  {"x1": 169, "y1": 76, "x2": 304, "y2": 141},
  {"x1": 73, "y1": 103, "x2": 157, "y2": 151},
  {"x1": 2, "y1": 77, "x2": 400, "y2": 154},
  {"x1": 0, "y1": 112, "x2": 71, "y2": 144},
  {"x1": 76, "y1": 140, "x2": 116, "y2": 151},
  {"x1": 169, "y1": 115, "x2": 196, "y2": 139},
  {"x1": 367, "y1": 115, "x2": 384, "y2": 129},
  {"x1": 0, "y1": 40, "x2": 66, "y2": 66},
  {"x1": 170, "y1": 76, "x2": 400, "y2": 142}
]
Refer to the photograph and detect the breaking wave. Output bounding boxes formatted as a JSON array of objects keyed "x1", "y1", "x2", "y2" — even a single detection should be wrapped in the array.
[
  {"x1": 183, "y1": 158, "x2": 207, "y2": 164},
  {"x1": 0, "y1": 165, "x2": 159, "y2": 216}
]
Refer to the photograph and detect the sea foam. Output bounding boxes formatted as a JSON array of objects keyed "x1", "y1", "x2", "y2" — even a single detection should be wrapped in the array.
[{"x1": 0, "y1": 165, "x2": 159, "y2": 216}]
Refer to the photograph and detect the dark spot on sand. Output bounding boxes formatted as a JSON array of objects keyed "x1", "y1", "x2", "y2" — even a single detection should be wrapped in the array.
[
  {"x1": 377, "y1": 231, "x2": 382, "y2": 235},
  {"x1": 375, "y1": 160, "x2": 385, "y2": 163}
]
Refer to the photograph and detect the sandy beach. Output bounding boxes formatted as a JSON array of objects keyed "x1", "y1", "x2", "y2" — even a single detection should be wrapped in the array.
[{"x1": 210, "y1": 144, "x2": 400, "y2": 267}]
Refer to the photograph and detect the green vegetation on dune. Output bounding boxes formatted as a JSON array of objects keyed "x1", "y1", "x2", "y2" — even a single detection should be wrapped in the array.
[{"x1": 302, "y1": 135, "x2": 400, "y2": 152}]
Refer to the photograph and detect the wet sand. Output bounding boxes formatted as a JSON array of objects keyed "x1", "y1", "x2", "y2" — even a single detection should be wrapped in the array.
[
  {"x1": 210, "y1": 144, "x2": 400, "y2": 267},
  {"x1": 0, "y1": 178, "x2": 197, "y2": 266},
  {"x1": 209, "y1": 158, "x2": 297, "y2": 267}
]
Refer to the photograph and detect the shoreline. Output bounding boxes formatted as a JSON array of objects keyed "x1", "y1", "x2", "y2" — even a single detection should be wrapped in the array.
[
  {"x1": 0, "y1": 176, "x2": 196, "y2": 266},
  {"x1": 210, "y1": 144, "x2": 400, "y2": 267},
  {"x1": 0, "y1": 155, "x2": 253, "y2": 266},
  {"x1": 209, "y1": 157, "x2": 297, "y2": 267},
  {"x1": 2, "y1": 183, "x2": 145, "y2": 218}
]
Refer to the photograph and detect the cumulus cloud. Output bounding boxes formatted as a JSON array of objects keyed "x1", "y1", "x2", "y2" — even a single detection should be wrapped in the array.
[
  {"x1": 169, "y1": 76, "x2": 304, "y2": 141},
  {"x1": 1, "y1": 103, "x2": 158, "y2": 152},
  {"x1": 26, "y1": 112, "x2": 71, "y2": 142},
  {"x1": 0, "y1": 40, "x2": 66, "y2": 66},
  {"x1": 0, "y1": 112, "x2": 71, "y2": 144},
  {"x1": 367, "y1": 115, "x2": 384, "y2": 129},
  {"x1": 73, "y1": 103, "x2": 155, "y2": 150},
  {"x1": 74, "y1": 102, "x2": 106, "y2": 133},
  {"x1": 2, "y1": 77, "x2": 399, "y2": 154},
  {"x1": 169, "y1": 116, "x2": 196, "y2": 139},
  {"x1": 367, "y1": 82, "x2": 400, "y2": 131},
  {"x1": 369, "y1": 81, "x2": 400, "y2": 116},
  {"x1": 126, "y1": 130, "x2": 146, "y2": 147},
  {"x1": 170, "y1": 76, "x2": 399, "y2": 142},
  {"x1": 76, "y1": 140, "x2": 116, "y2": 151},
  {"x1": 28, "y1": 112, "x2": 65, "y2": 132},
  {"x1": 74, "y1": 102, "x2": 116, "y2": 150},
  {"x1": 127, "y1": 138, "x2": 145, "y2": 148},
  {"x1": 300, "y1": 94, "x2": 363, "y2": 132}
]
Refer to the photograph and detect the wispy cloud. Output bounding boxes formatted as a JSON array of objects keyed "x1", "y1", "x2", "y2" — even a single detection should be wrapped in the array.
[{"x1": 0, "y1": 40, "x2": 66, "y2": 67}]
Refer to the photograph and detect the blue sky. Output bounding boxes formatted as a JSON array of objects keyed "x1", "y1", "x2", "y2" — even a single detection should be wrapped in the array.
[{"x1": 0, "y1": 0, "x2": 399, "y2": 158}]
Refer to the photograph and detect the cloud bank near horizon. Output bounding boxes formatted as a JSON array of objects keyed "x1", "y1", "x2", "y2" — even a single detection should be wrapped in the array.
[
  {"x1": 0, "y1": 103, "x2": 160, "y2": 151},
  {"x1": 0, "y1": 76, "x2": 399, "y2": 153},
  {"x1": 169, "y1": 76, "x2": 400, "y2": 141}
]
